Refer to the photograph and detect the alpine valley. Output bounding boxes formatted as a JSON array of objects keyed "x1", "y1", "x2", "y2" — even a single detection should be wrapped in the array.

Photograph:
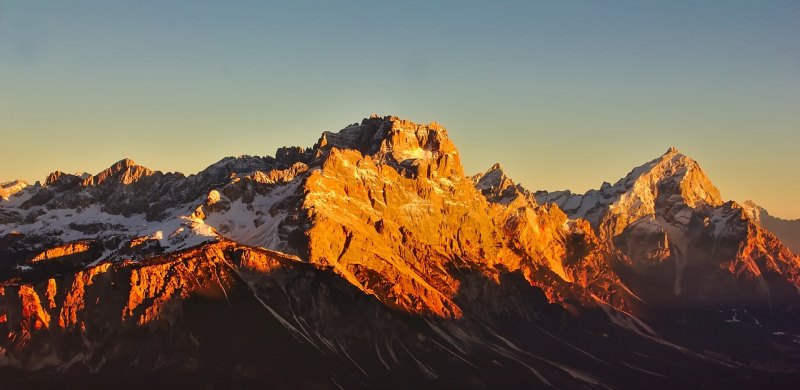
[{"x1": 1, "y1": 115, "x2": 799, "y2": 389}]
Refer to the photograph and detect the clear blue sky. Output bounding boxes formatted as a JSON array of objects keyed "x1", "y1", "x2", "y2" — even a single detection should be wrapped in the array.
[{"x1": 1, "y1": 1, "x2": 798, "y2": 217}]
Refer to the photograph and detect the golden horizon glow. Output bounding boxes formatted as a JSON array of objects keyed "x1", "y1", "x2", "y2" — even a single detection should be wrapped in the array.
[{"x1": 1, "y1": 1, "x2": 798, "y2": 218}]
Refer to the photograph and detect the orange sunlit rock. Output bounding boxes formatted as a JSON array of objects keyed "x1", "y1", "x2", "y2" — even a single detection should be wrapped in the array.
[{"x1": 31, "y1": 242, "x2": 93, "y2": 263}]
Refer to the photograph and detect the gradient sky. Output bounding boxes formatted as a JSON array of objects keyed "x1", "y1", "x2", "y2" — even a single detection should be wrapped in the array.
[{"x1": 1, "y1": 1, "x2": 798, "y2": 218}]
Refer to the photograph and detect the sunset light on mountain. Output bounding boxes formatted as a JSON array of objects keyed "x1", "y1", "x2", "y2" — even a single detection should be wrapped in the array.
[{"x1": 1, "y1": 1, "x2": 799, "y2": 389}]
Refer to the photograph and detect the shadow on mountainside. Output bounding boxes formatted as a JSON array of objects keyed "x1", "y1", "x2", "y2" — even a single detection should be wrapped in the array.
[{"x1": 1, "y1": 244, "x2": 799, "y2": 389}]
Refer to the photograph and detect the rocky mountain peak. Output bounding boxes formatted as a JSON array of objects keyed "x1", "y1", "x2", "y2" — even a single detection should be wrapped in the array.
[
  {"x1": 44, "y1": 171, "x2": 83, "y2": 187},
  {"x1": 472, "y1": 163, "x2": 534, "y2": 206},
  {"x1": 197, "y1": 156, "x2": 273, "y2": 179},
  {"x1": 665, "y1": 146, "x2": 679, "y2": 155},
  {"x1": 741, "y1": 200, "x2": 763, "y2": 221},
  {"x1": 117, "y1": 157, "x2": 137, "y2": 168},
  {"x1": 1, "y1": 179, "x2": 28, "y2": 189},
  {"x1": 88, "y1": 158, "x2": 155, "y2": 186},
  {"x1": 316, "y1": 115, "x2": 462, "y2": 178},
  {"x1": 615, "y1": 147, "x2": 723, "y2": 207},
  {"x1": 474, "y1": 163, "x2": 512, "y2": 191},
  {"x1": 536, "y1": 147, "x2": 725, "y2": 236},
  {"x1": 274, "y1": 146, "x2": 314, "y2": 166},
  {"x1": 318, "y1": 116, "x2": 450, "y2": 155}
]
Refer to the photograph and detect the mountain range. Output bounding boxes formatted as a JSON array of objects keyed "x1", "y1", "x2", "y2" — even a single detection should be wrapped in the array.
[{"x1": 1, "y1": 115, "x2": 799, "y2": 389}]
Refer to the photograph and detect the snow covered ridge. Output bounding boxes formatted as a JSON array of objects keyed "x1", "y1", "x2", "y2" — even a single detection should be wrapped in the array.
[
  {"x1": 0, "y1": 115, "x2": 458, "y2": 267},
  {"x1": 535, "y1": 147, "x2": 722, "y2": 228},
  {"x1": 533, "y1": 146, "x2": 799, "y2": 306},
  {"x1": 0, "y1": 160, "x2": 310, "y2": 270}
]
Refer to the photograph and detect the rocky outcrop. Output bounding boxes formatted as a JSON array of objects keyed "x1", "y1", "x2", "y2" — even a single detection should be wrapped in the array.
[
  {"x1": 316, "y1": 115, "x2": 463, "y2": 179},
  {"x1": 30, "y1": 241, "x2": 96, "y2": 263},
  {"x1": 537, "y1": 147, "x2": 722, "y2": 239},
  {"x1": 743, "y1": 201, "x2": 800, "y2": 254},
  {"x1": 471, "y1": 163, "x2": 533, "y2": 205},
  {"x1": 84, "y1": 158, "x2": 154, "y2": 186},
  {"x1": 472, "y1": 164, "x2": 629, "y2": 310}
]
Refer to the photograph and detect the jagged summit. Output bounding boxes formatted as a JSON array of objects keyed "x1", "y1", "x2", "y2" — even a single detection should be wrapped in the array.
[
  {"x1": 537, "y1": 147, "x2": 723, "y2": 226},
  {"x1": 316, "y1": 115, "x2": 462, "y2": 178},
  {"x1": 472, "y1": 163, "x2": 534, "y2": 205},
  {"x1": 116, "y1": 157, "x2": 138, "y2": 167},
  {"x1": 87, "y1": 158, "x2": 155, "y2": 186},
  {"x1": 195, "y1": 155, "x2": 274, "y2": 180},
  {"x1": 535, "y1": 145, "x2": 799, "y2": 304},
  {"x1": 473, "y1": 163, "x2": 513, "y2": 192},
  {"x1": 42, "y1": 159, "x2": 155, "y2": 188},
  {"x1": 43, "y1": 171, "x2": 82, "y2": 187},
  {"x1": 617, "y1": 146, "x2": 722, "y2": 207},
  {"x1": 318, "y1": 115, "x2": 451, "y2": 152},
  {"x1": 741, "y1": 200, "x2": 800, "y2": 254}
]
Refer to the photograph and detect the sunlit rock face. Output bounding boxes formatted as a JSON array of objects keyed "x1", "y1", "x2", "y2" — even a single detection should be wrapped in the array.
[
  {"x1": 0, "y1": 180, "x2": 29, "y2": 201},
  {"x1": 470, "y1": 163, "x2": 628, "y2": 309},
  {"x1": 1, "y1": 116, "x2": 799, "y2": 388},
  {"x1": 298, "y1": 116, "x2": 632, "y2": 317},
  {"x1": 742, "y1": 200, "x2": 800, "y2": 255},
  {"x1": 536, "y1": 147, "x2": 800, "y2": 308}
]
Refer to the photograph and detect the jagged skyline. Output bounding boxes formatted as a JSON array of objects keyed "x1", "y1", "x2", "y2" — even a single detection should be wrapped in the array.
[
  {"x1": 2, "y1": 115, "x2": 798, "y2": 387},
  {"x1": 1, "y1": 1, "x2": 798, "y2": 218}
]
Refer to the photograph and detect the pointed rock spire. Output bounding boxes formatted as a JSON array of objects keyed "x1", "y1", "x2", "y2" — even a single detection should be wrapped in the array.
[
  {"x1": 474, "y1": 163, "x2": 512, "y2": 191},
  {"x1": 665, "y1": 146, "x2": 679, "y2": 155},
  {"x1": 472, "y1": 163, "x2": 534, "y2": 205}
]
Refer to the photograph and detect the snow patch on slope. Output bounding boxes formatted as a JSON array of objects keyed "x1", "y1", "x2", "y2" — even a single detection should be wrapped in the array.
[{"x1": 201, "y1": 181, "x2": 300, "y2": 251}]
